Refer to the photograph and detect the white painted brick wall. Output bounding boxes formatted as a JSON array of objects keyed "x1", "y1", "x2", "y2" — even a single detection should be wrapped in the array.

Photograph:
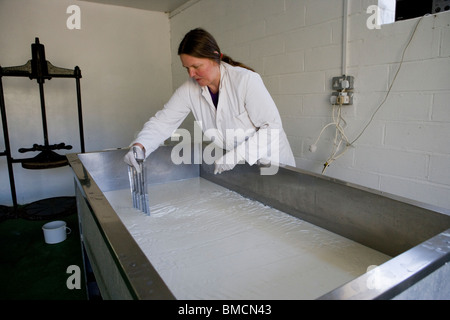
[
  {"x1": 430, "y1": 155, "x2": 450, "y2": 185},
  {"x1": 170, "y1": 0, "x2": 450, "y2": 211},
  {"x1": 279, "y1": 72, "x2": 325, "y2": 94},
  {"x1": 354, "y1": 147, "x2": 428, "y2": 179},
  {"x1": 0, "y1": 1, "x2": 173, "y2": 205},
  {"x1": 385, "y1": 123, "x2": 450, "y2": 154},
  {"x1": 264, "y1": 51, "x2": 304, "y2": 76},
  {"x1": 433, "y1": 93, "x2": 450, "y2": 121},
  {"x1": 305, "y1": 44, "x2": 342, "y2": 71}
]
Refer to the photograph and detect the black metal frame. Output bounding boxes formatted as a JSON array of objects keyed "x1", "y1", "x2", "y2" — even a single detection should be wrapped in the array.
[{"x1": 0, "y1": 38, "x2": 85, "y2": 210}]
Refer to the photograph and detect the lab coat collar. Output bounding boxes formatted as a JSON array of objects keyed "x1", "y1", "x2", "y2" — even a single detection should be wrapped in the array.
[
  {"x1": 218, "y1": 62, "x2": 227, "y2": 91},
  {"x1": 200, "y1": 62, "x2": 227, "y2": 94},
  {"x1": 200, "y1": 62, "x2": 228, "y2": 111}
]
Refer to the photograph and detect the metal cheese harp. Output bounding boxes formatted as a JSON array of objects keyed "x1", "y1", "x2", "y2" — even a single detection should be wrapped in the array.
[{"x1": 127, "y1": 146, "x2": 150, "y2": 215}]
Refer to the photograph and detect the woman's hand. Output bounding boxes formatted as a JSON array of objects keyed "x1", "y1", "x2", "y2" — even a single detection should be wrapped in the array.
[
  {"x1": 214, "y1": 149, "x2": 244, "y2": 174},
  {"x1": 124, "y1": 144, "x2": 145, "y2": 173}
]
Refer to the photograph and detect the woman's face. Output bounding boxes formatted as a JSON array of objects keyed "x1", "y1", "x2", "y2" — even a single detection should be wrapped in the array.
[{"x1": 180, "y1": 54, "x2": 220, "y2": 89}]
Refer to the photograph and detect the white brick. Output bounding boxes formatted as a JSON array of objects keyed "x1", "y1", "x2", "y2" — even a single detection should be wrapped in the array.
[
  {"x1": 432, "y1": 92, "x2": 450, "y2": 122},
  {"x1": 434, "y1": 10, "x2": 450, "y2": 27},
  {"x1": 354, "y1": 147, "x2": 428, "y2": 179},
  {"x1": 249, "y1": 34, "x2": 285, "y2": 59},
  {"x1": 304, "y1": 0, "x2": 343, "y2": 26},
  {"x1": 353, "y1": 91, "x2": 388, "y2": 119},
  {"x1": 224, "y1": 44, "x2": 251, "y2": 66},
  {"x1": 305, "y1": 44, "x2": 341, "y2": 71},
  {"x1": 375, "y1": 92, "x2": 432, "y2": 121},
  {"x1": 385, "y1": 123, "x2": 450, "y2": 153},
  {"x1": 346, "y1": 11, "x2": 367, "y2": 43},
  {"x1": 223, "y1": 0, "x2": 259, "y2": 28},
  {"x1": 262, "y1": 75, "x2": 280, "y2": 95},
  {"x1": 357, "y1": 15, "x2": 439, "y2": 65},
  {"x1": 213, "y1": 29, "x2": 234, "y2": 50},
  {"x1": 283, "y1": 116, "x2": 325, "y2": 139},
  {"x1": 347, "y1": 0, "x2": 362, "y2": 15},
  {"x1": 380, "y1": 176, "x2": 450, "y2": 210},
  {"x1": 430, "y1": 154, "x2": 450, "y2": 185},
  {"x1": 347, "y1": 40, "x2": 363, "y2": 68},
  {"x1": 354, "y1": 65, "x2": 389, "y2": 92},
  {"x1": 233, "y1": 20, "x2": 266, "y2": 44},
  {"x1": 389, "y1": 58, "x2": 450, "y2": 91},
  {"x1": 303, "y1": 94, "x2": 335, "y2": 117},
  {"x1": 285, "y1": 22, "x2": 333, "y2": 52},
  {"x1": 246, "y1": 0, "x2": 284, "y2": 23},
  {"x1": 285, "y1": 134, "x2": 302, "y2": 158},
  {"x1": 263, "y1": 51, "x2": 303, "y2": 75},
  {"x1": 346, "y1": 119, "x2": 385, "y2": 146},
  {"x1": 279, "y1": 71, "x2": 325, "y2": 94},
  {"x1": 295, "y1": 157, "x2": 324, "y2": 173},
  {"x1": 273, "y1": 94, "x2": 303, "y2": 118},
  {"x1": 247, "y1": 59, "x2": 264, "y2": 75},
  {"x1": 441, "y1": 26, "x2": 450, "y2": 57},
  {"x1": 358, "y1": 31, "x2": 408, "y2": 66},
  {"x1": 432, "y1": 11, "x2": 450, "y2": 57},
  {"x1": 266, "y1": 1, "x2": 305, "y2": 35},
  {"x1": 405, "y1": 15, "x2": 441, "y2": 61},
  {"x1": 330, "y1": 19, "x2": 343, "y2": 45}
]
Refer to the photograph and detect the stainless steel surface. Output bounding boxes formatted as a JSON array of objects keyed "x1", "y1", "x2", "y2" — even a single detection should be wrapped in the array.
[
  {"x1": 75, "y1": 147, "x2": 199, "y2": 192},
  {"x1": 318, "y1": 228, "x2": 450, "y2": 300},
  {"x1": 76, "y1": 186, "x2": 135, "y2": 299},
  {"x1": 68, "y1": 146, "x2": 198, "y2": 299},
  {"x1": 67, "y1": 148, "x2": 184, "y2": 299},
  {"x1": 200, "y1": 162, "x2": 450, "y2": 257},
  {"x1": 67, "y1": 146, "x2": 450, "y2": 299}
]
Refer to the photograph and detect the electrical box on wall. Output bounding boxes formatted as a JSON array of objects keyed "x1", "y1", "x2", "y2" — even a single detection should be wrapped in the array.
[
  {"x1": 330, "y1": 75, "x2": 354, "y2": 105},
  {"x1": 331, "y1": 91, "x2": 353, "y2": 105},
  {"x1": 332, "y1": 75, "x2": 354, "y2": 91}
]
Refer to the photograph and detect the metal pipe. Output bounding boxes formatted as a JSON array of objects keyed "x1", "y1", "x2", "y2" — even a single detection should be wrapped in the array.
[
  {"x1": 342, "y1": 0, "x2": 349, "y2": 75},
  {"x1": 0, "y1": 74, "x2": 18, "y2": 209},
  {"x1": 38, "y1": 82, "x2": 49, "y2": 147},
  {"x1": 75, "y1": 67, "x2": 85, "y2": 153}
]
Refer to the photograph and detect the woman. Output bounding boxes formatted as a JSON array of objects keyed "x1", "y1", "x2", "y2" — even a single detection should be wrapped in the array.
[{"x1": 124, "y1": 28, "x2": 295, "y2": 174}]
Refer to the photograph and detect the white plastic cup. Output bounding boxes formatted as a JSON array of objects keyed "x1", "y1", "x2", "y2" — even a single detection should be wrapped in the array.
[{"x1": 42, "y1": 220, "x2": 71, "y2": 244}]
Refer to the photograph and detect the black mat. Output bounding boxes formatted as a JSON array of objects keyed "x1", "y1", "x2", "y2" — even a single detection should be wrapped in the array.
[
  {"x1": 0, "y1": 212, "x2": 87, "y2": 300},
  {"x1": 20, "y1": 197, "x2": 77, "y2": 221}
]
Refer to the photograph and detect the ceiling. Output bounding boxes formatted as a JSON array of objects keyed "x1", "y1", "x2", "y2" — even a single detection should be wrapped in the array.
[{"x1": 78, "y1": 0, "x2": 193, "y2": 13}]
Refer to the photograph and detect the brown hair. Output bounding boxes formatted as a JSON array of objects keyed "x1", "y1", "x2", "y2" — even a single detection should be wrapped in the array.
[{"x1": 178, "y1": 28, "x2": 254, "y2": 72}]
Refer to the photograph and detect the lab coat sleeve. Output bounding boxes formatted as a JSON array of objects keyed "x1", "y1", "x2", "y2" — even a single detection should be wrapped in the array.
[
  {"x1": 234, "y1": 72, "x2": 283, "y2": 165},
  {"x1": 132, "y1": 85, "x2": 191, "y2": 157}
]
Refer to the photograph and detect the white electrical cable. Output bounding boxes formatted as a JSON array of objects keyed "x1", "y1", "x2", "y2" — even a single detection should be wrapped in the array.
[
  {"x1": 311, "y1": 14, "x2": 426, "y2": 174},
  {"x1": 321, "y1": 102, "x2": 351, "y2": 174},
  {"x1": 349, "y1": 15, "x2": 425, "y2": 146},
  {"x1": 309, "y1": 100, "x2": 350, "y2": 174}
]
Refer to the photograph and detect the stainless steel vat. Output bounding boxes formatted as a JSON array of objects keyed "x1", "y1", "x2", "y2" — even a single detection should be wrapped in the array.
[{"x1": 67, "y1": 146, "x2": 450, "y2": 300}]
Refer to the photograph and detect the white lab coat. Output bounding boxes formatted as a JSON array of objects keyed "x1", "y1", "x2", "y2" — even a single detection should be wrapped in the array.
[{"x1": 133, "y1": 62, "x2": 295, "y2": 167}]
